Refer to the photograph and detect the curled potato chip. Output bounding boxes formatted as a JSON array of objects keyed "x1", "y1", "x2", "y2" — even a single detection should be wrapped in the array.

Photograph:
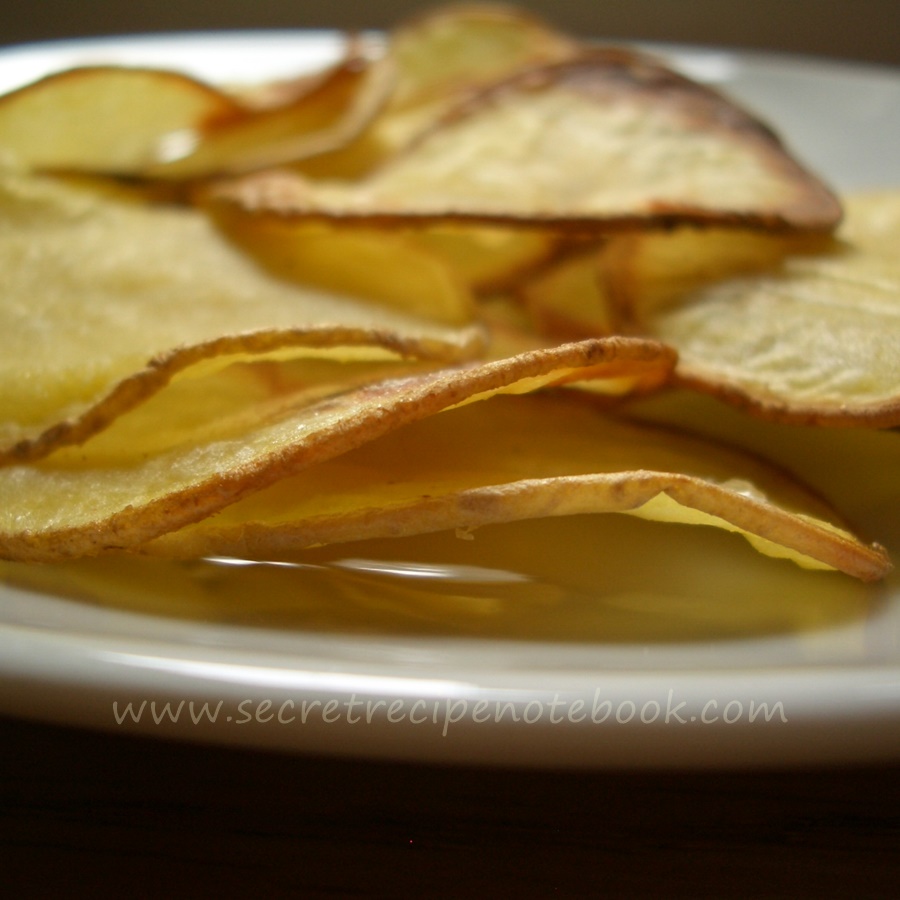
[
  {"x1": 296, "y1": 3, "x2": 580, "y2": 179},
  {"x1": 142, "y1": 392, "x2": 891, "y2": 582},
  {"x1": 618, "y1": 191, "x2": 900, "y2": 426},
  {"x1": 0, "y1": 338, "x2": 675, "y2": 562},
  {"x1": 146, "y1": 51, "x2": 395, "y2": 178},
  {"x1": 221, "y1": 49, "x2": 841, "y2": 232},
  {"x1": 625, "y1": 389, "x2": 900, "y2": 553},
  {"x1": 387, "y1": 3, "x2": 579, "y2": 111},
  {"x1": 0, "y1": 171, "x2": 483, "y2": 464},
  {"x1": 0, "y1": 41, "x2": 392, "y2": 179}
]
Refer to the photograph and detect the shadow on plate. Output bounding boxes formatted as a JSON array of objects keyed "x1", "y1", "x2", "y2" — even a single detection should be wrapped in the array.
[{"x1": 0, "y1": 512, "x2": 883, "y2": 644}]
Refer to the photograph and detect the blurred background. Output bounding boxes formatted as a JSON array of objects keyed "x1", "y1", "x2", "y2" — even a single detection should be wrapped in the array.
[{"x1": 1, "y1": 0, "x2": 898, "y2": 65}]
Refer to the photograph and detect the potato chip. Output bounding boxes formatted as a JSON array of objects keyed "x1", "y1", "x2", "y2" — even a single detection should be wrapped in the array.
[
  {"x1": 517, "y1": 244, "x2": 614, "y2": 339},
  {"x1": 0, "y1": 41, "x2": 393, "y2": 179},
  {"x1": 0, "y1": 171, "x2": 483, "y2": 463},
  {"x1": 601, "y1": 227, "x2": 825, "y2": 324},
  {"x1": 49, "y1": 357, "x2": 448, "y2": 466},
  {"x1": 387, "y1": 3, "x2": 578, "y2": 111},
  {"x1": 146, "y1": 51, "x2": 395, "y2": 178},
  {"x1": 208, "y1": 182, "x2": 561, "y2": 301},
  {"x1": 398, "y1": 226, "x2": 561, "y2": 294},
  {"x1": 0, "y1": 338, "x2": 675, "y2": 562},
  {"x1": 221, "y1": 49, "x2": 841, "y2": 232},
  {"x1": 206, "y1": 200, "x2": 474, "y2": 324},
  {"x1": 2, "y1": 5, "x2": 890, "y2": 612},
  {"x1": 622, "y1": 191, "x2": 900, "y2": 426},
  {"x1": 295, "y1": 3, "x2": 580, "y2": 179},
  {"x1": 626, "y1": 388, "x2": 900, "y2": 553},
  {"x1": 142, "y1": 392, "x2": 891, "y2": 582},
  {"x1": 0, "y1": 65, "x2": 239, "y2": 174}
]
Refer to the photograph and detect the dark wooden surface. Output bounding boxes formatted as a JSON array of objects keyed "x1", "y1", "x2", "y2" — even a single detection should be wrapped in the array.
[{"x1": 2, "y1": 713, "x2": 899, "y2": 898}]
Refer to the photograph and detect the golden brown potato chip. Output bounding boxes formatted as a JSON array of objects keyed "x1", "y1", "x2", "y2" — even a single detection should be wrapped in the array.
[
  {"x1": 621, "y1": 191, "x2": 900, "y2": 426},
  {"x1": 0, "y1": 338, "x2": 675, "y2": 562},
  {"x1": 0, "y1": 171, "x2": 483, "y2": 464},
  {"x1": 295, "y1": 3, "x2": 580, "y2": 179},
  {"x1": 146, "y1": 51, "x2": 395, "y2": 178},
  {"x1": 626, "y1": 388, "x2": 900, "y2": 554},
  {"x1": 222, "y1": 50, "x2": 841, "y2": 232},
  {"x1": 142, "y1": 392, "x2": 891, "y2": 582},
  {"x1": 0, "y1": 41, "x2": 394, "y2": 179}
]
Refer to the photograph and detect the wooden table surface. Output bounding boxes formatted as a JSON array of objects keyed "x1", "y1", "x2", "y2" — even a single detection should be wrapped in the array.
[{"x1": 2, "y1": 713, "x2": 898, "y2": 897}]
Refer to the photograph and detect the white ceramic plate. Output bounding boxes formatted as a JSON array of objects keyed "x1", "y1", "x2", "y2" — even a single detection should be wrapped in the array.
[{"x1": 1, "y1": 32, "x2": 898, "y2": 769}]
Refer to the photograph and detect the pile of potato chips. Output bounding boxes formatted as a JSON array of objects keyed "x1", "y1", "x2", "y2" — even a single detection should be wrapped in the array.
[{"x1": 0, "y1": 3, "x2": 896, "y2": 591}]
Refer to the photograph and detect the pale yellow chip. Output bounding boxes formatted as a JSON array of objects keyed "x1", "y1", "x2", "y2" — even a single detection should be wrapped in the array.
[
  {"x1": 0, "y1": 338, "x2": 675, "y2": 562},
  {"x1": 206, "y1": 200, "x2": 475, "y2": 325},
  {"x1": 624, "y1": 191, "x2": 900, "y2": 426},
  {"x1": 626, "y1": 388, "x2": 900, "y2": 553},
  {"x1": 0, "y1": 171, "x2": 483, "y2": 463},
  {"x1": 601, "y1": 227, "x2": 824, "y2": 323},
  {"x1": 404, "y1": 226, "x2": 561, "y2": 294},
  {"x1": 0, "y1": 65, "x2": 239, "y2": 174},
  {"x1": 517, "y1": 244, "x2": 615, "y2": 339},
  {"x1": 142, "y1": 392, "x2": 891, "y2": 582},
  {"x1": 223, "y1": 50, "x2": 841, "y2": 232},
  {"x1": 208, "y1": 187, "x2": 559, "y2": 305}
]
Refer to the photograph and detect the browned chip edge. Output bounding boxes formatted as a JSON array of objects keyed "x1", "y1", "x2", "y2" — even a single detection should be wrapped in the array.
[
  {"x1": 2, "y1": 325, "x2": 485, "y2": 466},
  {"x1": 0, "y1": 338, "x2": 675, "y2": 560}
]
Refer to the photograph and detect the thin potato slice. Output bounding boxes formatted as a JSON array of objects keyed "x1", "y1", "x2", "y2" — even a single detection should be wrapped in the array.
[
  {"x1": 387, "y1": 3, "x2": 579, "y2": 111},
  {"x1": 407, "y1": 226, "x2": 560, "y2": 294},
  {"x1": 0, "y1": 42, "x2": 392, "y2": 179},
  {"x1": 0, "y1": 65, "x2": 240, "y2": 174},
  {"x1": 517, "y1": 245, "x2": 615, "y2": 339},
  {"x1": 295, "y1": 3, "x2": 580, "y2": 179},
  {"x1": 0, "y1": 338, "x2": 675, "y2": 562},
  {"x1": 520, "y1": 227, "x2": 818, "y2": 341},
  {"x1": 142, "y1": 392, "x2": 891, "y2": 583},
  {"x1": 207, "y1": 201, "x2": 474, "y2": 325},
  {"x1": 146, "y1": 52, "x2": 395, "y2": 178},
  {"x1": 56, "y1": 359, "x2": 448, "y2": 466},
  {"x1": 223, "y1": 50, "x2": 841, "y2": 232},
  {"x1": 209, "y1": 187, "x2": 560, "y2": 300},
  {"x1": 0, "y1": 171, "x2": 483, "y2": 463},
  {"x1": 626, "y1": 388, "x2": 900, "y2": 554},
  {"x1": 626, "y1": 191, "x2": 900, "y2": 426},
  {"x1": 601, "y1": 227, "x2": 825, "y2": 324}
]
